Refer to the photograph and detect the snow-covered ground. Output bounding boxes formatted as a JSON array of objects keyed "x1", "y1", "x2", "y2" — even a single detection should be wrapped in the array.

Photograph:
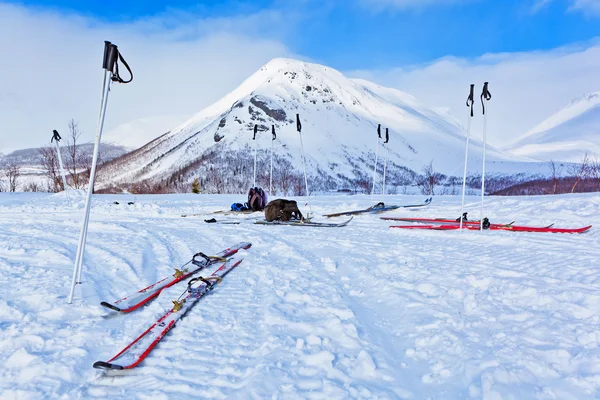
[{"x1": 1, "y1": 191, "x2": 599, "y2": 399}]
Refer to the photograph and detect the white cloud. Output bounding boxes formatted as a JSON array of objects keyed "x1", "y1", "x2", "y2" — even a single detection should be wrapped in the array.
[
  {"x1": 349, "y1": 39, "x2": 600, "y2": 148},
  {"x1": 0, "y1": 4, "x2": 293, "y2": 153},
  {"x1": 360, "y1": 0, "x2": 475, "y2": 10},
  {"x1": 569, "y1": 0, "x2": 600, "y2": 15},
  {"x1": 532, "y1": 0, "x2": 600, "y2": 15}
]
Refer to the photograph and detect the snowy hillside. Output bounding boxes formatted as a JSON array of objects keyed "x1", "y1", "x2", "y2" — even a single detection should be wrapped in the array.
[
  {"x1": 0, "y1": 143, "x2": 127, "y2": 191},
  {"x1": 509, "y1": 92, "x2": 600, "y2": 162},
  {"x1": 102, "y1": 114, "x2": 188, "y2": 150},
  {"x1": 97, "y1": 58, "x2": 543, "y2": 193},
  {"x1": 1, "y1": 192, "x2": 599, "y2": 398}
]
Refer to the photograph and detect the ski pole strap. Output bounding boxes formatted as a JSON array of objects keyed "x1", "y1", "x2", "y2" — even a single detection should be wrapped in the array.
[
  {"x1": 51, "y1": 130, "x2": 61, "y2": 142},
  {"x1": 480, "y1": 82, "x2": 491, "y2": 115},
  {"x1": 272, "y1": 125, "x2": 276, "y2": 140},
  {"x1": 377, "y1": 124, "x2": 382, "y2": 139},
  {"x1": 102, "y1": 41, "x2": 133, "y2": 84},
  {"x1": 384, "y1": 128, "x2": 389, "y2": 144},
  {"x1": 296, "y1": 114, "x2": 302, "y2": 133},
  {"x1": 466, "y1": 84, "x2": 475, "y2": 117}
]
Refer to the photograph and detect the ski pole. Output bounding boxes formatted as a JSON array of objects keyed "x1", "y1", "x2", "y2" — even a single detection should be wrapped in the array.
[
  {"x1": 252, "y1": 124, "x2": 258, "y2": 188},
  {"x1": 296, "y1": 114, "x2": 311, "y2": 219},
  {"x1": 270, "y1": 125, "x2": 276, "y2": 197},
  {"x1": 382, "y1": 128, "x2": 389, "y2": 198},
  {"x1": 371, "y1": 124, "x2": 381, "y2": 204},
  {"x1": 51, "y1": 130, "x2": 71, "y2": 206},
  {"x1": 479, "y1": 82, "x2": 492, "y2": 233},
  {"x1": 69, "y1": 41, "x2": 133, "y2": 304},
  {"x1": 460, "y1": 84, "x2": 475, "y2": 232}
]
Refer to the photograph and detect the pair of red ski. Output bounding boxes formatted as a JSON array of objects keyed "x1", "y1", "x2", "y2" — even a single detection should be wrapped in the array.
[
  {"x1": 382, "y1": 216, "x2": 591, "y2": 234},
  {"x1": 94, "y1": 242, "x2": 252, "y2": 371}
]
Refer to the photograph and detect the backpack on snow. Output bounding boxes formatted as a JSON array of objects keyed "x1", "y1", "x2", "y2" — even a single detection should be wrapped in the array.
[
  {"x1": 231, "y1": 202, "x2": 250, "y2": 212},
  {"x1": 264, "y1": 199, "x2": 304, "y2": 222},
  {"x1": 247, "y1": 187, "x2": 268, "y2": 211}
]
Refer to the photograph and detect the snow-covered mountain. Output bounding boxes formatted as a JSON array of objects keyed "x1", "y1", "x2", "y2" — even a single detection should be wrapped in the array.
[
  {"x1": 98, "y1": 58, "x2": 540, "y2": 192},
  {"x1": 102, "y1": 114, "x2": 188, "y2": 150},
  {"x1": 508, "y1": 92, "x2": 600, "y2": 162}
]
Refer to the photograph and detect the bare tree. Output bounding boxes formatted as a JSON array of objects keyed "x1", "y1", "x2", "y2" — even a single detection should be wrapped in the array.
[
  {"x1": 23, "y1": 180, "x2": 41, "y2": 192},
  {"x1": 418, "y1": 161, "x2": 438, "y2": 196},
  {"x1": 569, "y1": 152, "x2": 590, "y2": 193},
  {"x1": 589, "y1": 155, "x2": 600, "y2": 192},
  {"x1": 39, "y1": 146, "x2": 62, "y2": 192},
  {"x1": 548, "y1": 160, "x2": 563, "y2": 194},
  {"x1": 3, "y1": 160, "x2": 21, "y2": 192},
  {"x1": 65, "y1": 119, "x2": 92, "y2": 189}
]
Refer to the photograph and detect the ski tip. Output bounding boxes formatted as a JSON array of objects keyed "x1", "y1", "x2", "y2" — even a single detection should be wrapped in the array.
[
  {"x1": 100, "y1": 302, "x2": 122, "y2": 312},
  {"x1": 93, "y1": 361, "x2": 124, "y2": 370}
]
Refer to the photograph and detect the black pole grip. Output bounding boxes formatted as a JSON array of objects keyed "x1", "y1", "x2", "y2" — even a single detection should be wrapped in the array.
[
  {"x1": 385, "y1": 128, "x2": 389, "y2": 144},
  {"x1": 52, "y1": 129, "x2": 61, "y2": 142},
  {"x1": 296, "y1": 114, "x2": 302, "y2": 133},
  {"x1": 272, "y1": 125, "x2": 276, "y2": 140},
  {"x1": 253, "y1": 124, "x2": 258, "y2": 140},
  {"x1": 106, "y1": 44, "x2": 119, "y2": 74},
  {"x1": 377, "y1": 124, "x2": 381, "y2": 139},
  {"x1": 481, "y1": 82, "x2": 492, "y2": 115},
  {"x1": 466, "y1": 84, "x2": 475, "y2": 117},
  {"x1": 102, "y1": 41, "x2": 112, "y2": 70}
]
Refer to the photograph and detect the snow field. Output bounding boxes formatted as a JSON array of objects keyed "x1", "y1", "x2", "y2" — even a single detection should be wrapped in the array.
[{"x1": 0, "y1": 192, "x2": 599, "y2": 399}]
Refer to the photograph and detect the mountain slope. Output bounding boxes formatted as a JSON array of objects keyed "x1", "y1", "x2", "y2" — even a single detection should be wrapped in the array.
[
  {"x1": 508, "y1": 92, "x2": 600, "y2": 162},
  {"x1": 97, "y1": 58, "x2": 537, "y2": 193}
]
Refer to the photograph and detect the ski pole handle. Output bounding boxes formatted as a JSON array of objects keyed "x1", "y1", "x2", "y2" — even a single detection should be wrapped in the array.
[{"x1": 466, "y1": 84, "x2": 475, "y2": 117}]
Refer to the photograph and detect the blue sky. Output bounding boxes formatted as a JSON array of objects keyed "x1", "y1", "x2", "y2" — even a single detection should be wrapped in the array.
[
  {"x1": 8, "y1": 0, "x2": 600, "y2": 69},
  {"x1": 1, "y1": 0, "x2": 600, "y2": 152}
]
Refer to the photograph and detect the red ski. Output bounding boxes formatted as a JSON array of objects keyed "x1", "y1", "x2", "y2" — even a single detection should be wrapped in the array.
[
  {"x1": 390, "y1": 224, "x2": 591, "y2": 233},
  {"x1": 100, "y1": 242, "x2": 252, "y2": 313},
  {"x1": 93, "y1": 253, "x2": 249, "y2": 371}
]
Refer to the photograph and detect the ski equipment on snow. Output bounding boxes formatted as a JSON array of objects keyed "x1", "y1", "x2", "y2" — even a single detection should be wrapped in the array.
[
  {"x1": 100, "y1": 242, "x2": 251, "y2": 313},
  {"x1": 69, "y1": 41, "x2": 133, "y2": 304},
  {"x1": 460, "y1": 84, "x2": 475, "y2": 232},
  {"x1": 323, "y1": 197, "x2": 432, "y2": 218},
  {"x1": 389, "y1": 222, "x2": 590, "y2": 233},
  {"x1": 479, "y1": 82, "x2": 492, "y2": 233},
  {"x1": 253, "y1": 124, "x2": 258, "y2": 187},
  {"x1": 256, "y1": 217, "x2": 353, "y2": 228},
  {"x1": 270, "y1": 125, "x2": 276, "y2": 197},
  {"x1": 93, "y1": 248, "x2": 250, "y2": 370},
  {"x1": 50, "y1": 130, "x2": 70, "y2": 202},
  {"x1": 296, "y1": 113, "x2": 312, "y2": 218},
  {"x1": 382, "y1": 128, "x2": 389, "y2": 197}
]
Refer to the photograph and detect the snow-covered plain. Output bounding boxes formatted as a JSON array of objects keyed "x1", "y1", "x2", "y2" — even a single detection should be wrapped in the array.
[{"x1": 1, "y1": 191, "x2": 599, "y2": 399}]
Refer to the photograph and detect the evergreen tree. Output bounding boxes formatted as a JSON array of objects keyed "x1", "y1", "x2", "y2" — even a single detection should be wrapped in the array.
[{"x1": 192, "y1": 178, "x2": 200, "y2": 194}]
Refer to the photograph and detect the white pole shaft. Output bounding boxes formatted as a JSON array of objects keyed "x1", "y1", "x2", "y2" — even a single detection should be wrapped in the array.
[
  {"x1": 382, "y1": 145, "x2": 388, "y2": 197},
  {"x1": 459, "y1": 112, "x2": 473, "y2": 232},
  {"x1": 371, "y1": 137, "x2": 380, "y2": 203},
  {"x1": 480, "y1": 103, "x2": 489, "y2": 233},
  {"x1": 269, "y1": 139, "x2": 274, "y2": 197},
  {"x1": 299, "y1": 132, "x2": 311, "y2": 217},
  {"x1": 253, "y1": 138, "x2": 257, "y2": 188},
  {"x1": 54, "y1": 140, "x2": 70, "y2": 205},
  {"x1": 68, "y1": 71, "x2": 110, "y2": 304}
]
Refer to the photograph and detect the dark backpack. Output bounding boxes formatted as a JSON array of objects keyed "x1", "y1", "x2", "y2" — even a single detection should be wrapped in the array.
[
  {"x1": 248, "y1": 187, "x2": 268, "y2": 211},
  {"x1": 264, "y1": 199, "x2": 304, "y2": 222}
]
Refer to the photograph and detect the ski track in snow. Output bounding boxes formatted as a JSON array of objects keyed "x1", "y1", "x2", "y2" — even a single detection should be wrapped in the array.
[{"x1": 1, "y1": 192, "x2": 600, "y2": 399}]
